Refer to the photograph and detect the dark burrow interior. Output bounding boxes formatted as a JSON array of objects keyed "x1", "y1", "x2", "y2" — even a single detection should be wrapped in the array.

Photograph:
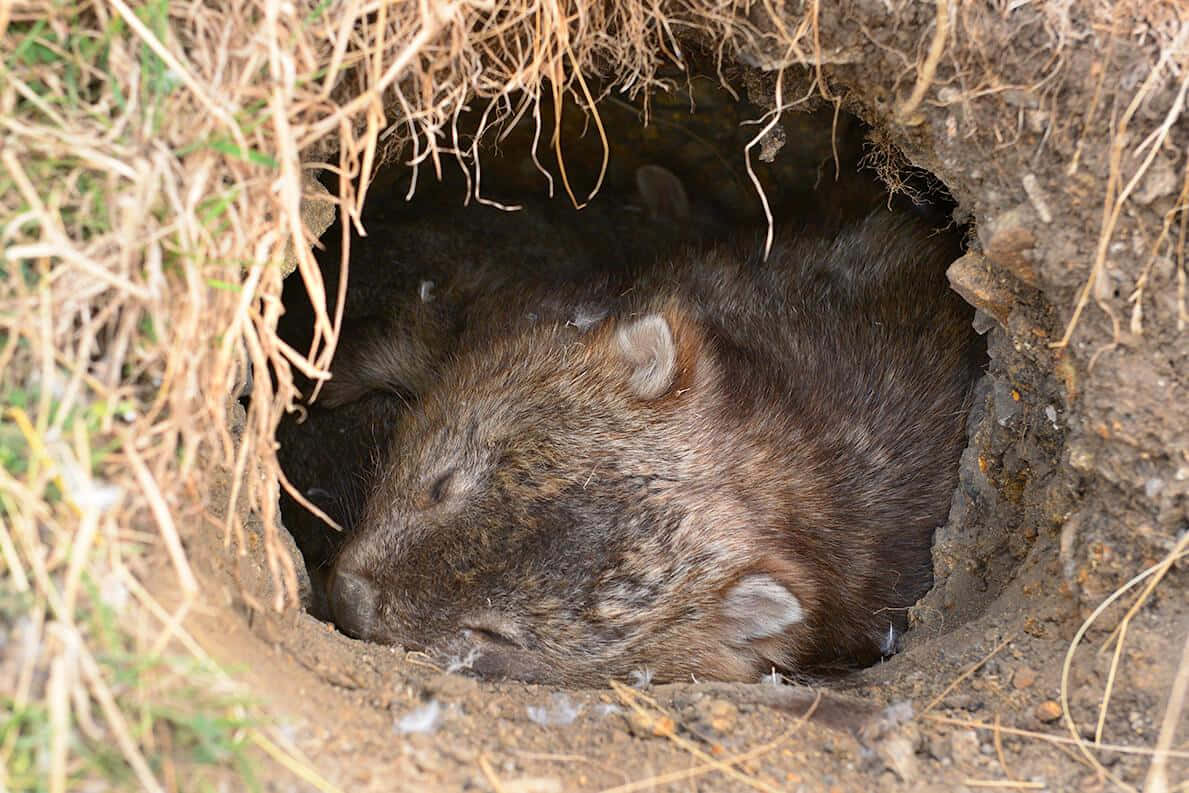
[{"x1": 270, "y1": 77, "x2": 1007, "y2": 680}]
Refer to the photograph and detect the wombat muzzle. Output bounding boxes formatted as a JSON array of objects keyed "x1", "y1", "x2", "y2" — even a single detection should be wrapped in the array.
[{"x1": 328, "y1": 570, "x2": 379, "y2": 641}]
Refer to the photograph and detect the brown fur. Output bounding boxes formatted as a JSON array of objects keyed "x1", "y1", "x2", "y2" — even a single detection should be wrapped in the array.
[
  {"x1": 326, "y1": 209, "x2": 980, "y2": 686},
  {"x1": 316, "y1": 164, "x2": 707, "y2": 410}
]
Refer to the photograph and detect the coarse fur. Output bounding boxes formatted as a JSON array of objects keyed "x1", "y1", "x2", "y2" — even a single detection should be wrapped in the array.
[
  {"x1": 326, "y1": 209, "x2": 980, "y2": 686},
  {"x1": 315, "y1": 164, "x2": 706, "y2": 410}
]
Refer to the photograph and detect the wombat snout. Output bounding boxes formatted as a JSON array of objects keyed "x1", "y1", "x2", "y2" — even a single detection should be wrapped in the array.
[{"x1": 327, "y1": 569, "x2": 379, "y2": 642}]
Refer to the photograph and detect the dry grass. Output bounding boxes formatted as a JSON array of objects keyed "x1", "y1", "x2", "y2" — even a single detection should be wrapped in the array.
[
  {"x1": 0, "y1": 0, "x2": 778, "y2": 787},
  {"x1": 1053, "y1": 20, "x2": 1189, "y2": 353},
  {"x1": 2, "y1": 0, "x2": 1188, "y2": 790},
  {"x1": 916, "y1": 533, "x2": 1189, "y2": 793}
]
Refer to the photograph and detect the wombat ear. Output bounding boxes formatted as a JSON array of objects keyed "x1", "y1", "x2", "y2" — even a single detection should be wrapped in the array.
[
  {"x1": 615, "y1": 313, "x2": 678, "y2": 400},
  {"x1": 635, "y1": 164, "x2": 690, "y2": 223},
  {"x1": 721, "y1": 574, "x2": 805, "y2": 644}
]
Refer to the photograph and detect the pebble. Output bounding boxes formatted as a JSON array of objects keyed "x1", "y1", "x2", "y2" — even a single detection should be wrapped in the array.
[
  {"x1": 877, "y1": 734, "x2": 920, "y2": 782},
  {"x1": 1035, "y1": 700, "x2": 1063, "y2": 723},
  {"x1": 946, "y1": 252, "x2": 1015, "y2": 326},
  {"x1": 1134, "y1": 156, "x2": 1178, "y2": 205},
  {"x1": 1012, "y1": 666, "x2": 1037, "y2": 689},
  {"x1": 626, "y1": 710, "x2": 675, "y2": 738},
  {"x1": 983, "y1": 206, "x2": 1038, "y2": 286}
]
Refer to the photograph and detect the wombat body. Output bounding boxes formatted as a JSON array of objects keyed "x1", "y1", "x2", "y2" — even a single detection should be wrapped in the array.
[{"x1": 325, "y1": 209, "x2": 979, "y2": 686}]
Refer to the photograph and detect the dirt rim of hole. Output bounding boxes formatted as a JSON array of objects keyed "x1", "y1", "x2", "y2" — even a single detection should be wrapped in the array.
[{"x1": 3, "y1": 2, "x2": 1187, "y2": 792}]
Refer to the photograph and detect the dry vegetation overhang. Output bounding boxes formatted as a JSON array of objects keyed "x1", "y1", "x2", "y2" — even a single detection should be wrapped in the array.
[{"x1": 1, "y1": 1, "x2": 1187, "y2": 791}]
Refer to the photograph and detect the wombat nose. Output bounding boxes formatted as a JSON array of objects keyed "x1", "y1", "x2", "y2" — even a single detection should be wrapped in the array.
[{"x1": 328, "y1": 570, "x2": 378, "y2": 640}]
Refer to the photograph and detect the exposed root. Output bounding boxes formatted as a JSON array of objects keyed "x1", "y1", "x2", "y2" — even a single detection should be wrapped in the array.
[{"x1": 896, "y1": 0, "x2": 951, "y2": 124}]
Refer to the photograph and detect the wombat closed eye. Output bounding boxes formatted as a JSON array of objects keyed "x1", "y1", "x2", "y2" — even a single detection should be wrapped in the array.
[{"x1": 325, "y1": 209, "x2": 979, "y2": 687}]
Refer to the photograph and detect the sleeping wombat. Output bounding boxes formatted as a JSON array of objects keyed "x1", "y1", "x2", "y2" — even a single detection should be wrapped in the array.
[{"x1": 325, "y1": 208, "x2": 980, "y2": 686}]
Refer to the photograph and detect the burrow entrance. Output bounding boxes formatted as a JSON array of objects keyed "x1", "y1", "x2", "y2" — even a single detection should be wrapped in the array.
[
  {"x1": 199, "y1": 37, "x2": 1187, "y2": 792},
  {"x1": 273, "y1": 80, "x2": 1016, "y2": 640}
]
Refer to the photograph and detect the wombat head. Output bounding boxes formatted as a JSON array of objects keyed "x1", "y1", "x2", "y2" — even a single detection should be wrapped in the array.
[{"x1": 327, "y1": 303, "x2": 817, "y2": 685}]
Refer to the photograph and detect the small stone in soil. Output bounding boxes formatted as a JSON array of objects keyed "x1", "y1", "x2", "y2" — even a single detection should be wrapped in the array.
[
  {"x1": 1035, "y1": 700, "x2": 1062, "y2": 722},
  {"x1": 1012, "y1": 666, "x2": 1037, "y2": 689}
]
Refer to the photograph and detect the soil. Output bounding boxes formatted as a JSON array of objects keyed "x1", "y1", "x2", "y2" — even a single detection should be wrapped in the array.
[{"x1": 166, "y1": 2, "x2": 1187, "y2": 790}]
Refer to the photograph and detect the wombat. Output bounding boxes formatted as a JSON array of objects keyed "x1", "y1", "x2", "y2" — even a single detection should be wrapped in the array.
[{"x1": 323, "y1": 206, "x2": 980, "y2": 686}]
